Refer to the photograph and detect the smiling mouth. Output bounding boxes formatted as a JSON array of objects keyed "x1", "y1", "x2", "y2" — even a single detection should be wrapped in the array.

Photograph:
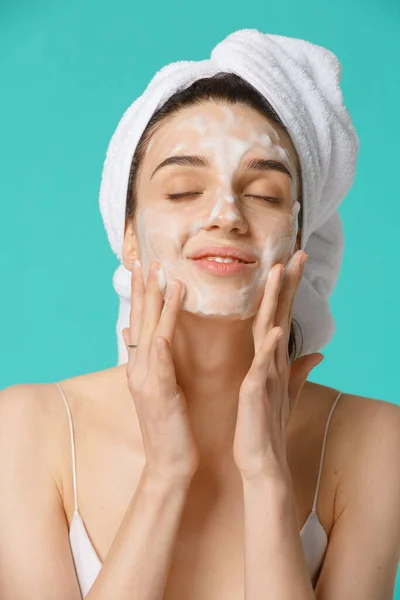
[
  {"x1": 191, "y1": 256, "x2": 249, "y2": 264},
  {"x1": 189, "y1": 246, "x2": 258, "y2": 264},
  {"x1": 188, "y1": 256, "x2": 257, "y2": 276}
]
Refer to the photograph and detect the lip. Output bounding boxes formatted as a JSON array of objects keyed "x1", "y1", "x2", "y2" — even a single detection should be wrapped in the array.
[
  {"x1": 189, "y1": 246, "x2": 257, "y2": 263},
  {"x1": 190, "y1": 257, "x2": 255, "y2": 276}
]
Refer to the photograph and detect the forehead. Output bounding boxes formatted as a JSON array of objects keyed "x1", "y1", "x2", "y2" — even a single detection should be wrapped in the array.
[{"x1": 144, "y1": 101, "x2": 298, "y2": 168}]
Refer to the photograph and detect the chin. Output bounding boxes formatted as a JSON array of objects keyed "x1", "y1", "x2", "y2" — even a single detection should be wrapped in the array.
[
  {"x1": 180, "y1": 302, "x2": 257, "y2": 322},
  {"x1": 195, "y1": 311, "x2": 246, "y2": 321}
]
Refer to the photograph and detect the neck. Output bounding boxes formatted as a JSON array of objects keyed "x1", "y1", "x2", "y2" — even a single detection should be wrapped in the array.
[
  {"x1": 174, "y1": 310, "x2": 256, "y2": 385},
  {"x1": 169, "y1": 310, "x2": 255, "y2": 467}
]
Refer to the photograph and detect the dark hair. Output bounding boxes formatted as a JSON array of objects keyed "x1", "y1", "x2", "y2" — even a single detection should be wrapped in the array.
[{"x1": 125, "y1": 72, "x2": 304, "y2": 361}]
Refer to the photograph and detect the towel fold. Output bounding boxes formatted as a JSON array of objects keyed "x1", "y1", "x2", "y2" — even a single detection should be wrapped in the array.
[{"x1": 99, "y1": 29, "x2": 359, "y2": 364}]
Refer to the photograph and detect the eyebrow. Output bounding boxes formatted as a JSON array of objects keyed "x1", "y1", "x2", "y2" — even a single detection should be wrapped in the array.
[{"x1": 150, "y1": 154, "x2": 293, "y2": 180}]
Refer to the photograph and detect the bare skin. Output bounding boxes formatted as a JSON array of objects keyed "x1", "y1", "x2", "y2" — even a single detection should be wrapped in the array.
[
  {"x1": 2, "y1": 367, "x2": 398, "y2": 599},
  {"x1": 54, "y1": 369, "x2": 342, "y2": 596},
  {"x1": 41, "y1": 365, "x2": 392, "y2": 600}
]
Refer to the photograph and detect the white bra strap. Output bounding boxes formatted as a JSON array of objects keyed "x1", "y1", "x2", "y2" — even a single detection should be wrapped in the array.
[
  {"x1": 55, "y1": 382, "x2": 78, "y2": 512},
  {"x1": 312, "y1": 390, "x2": 343, "y2": 512}
]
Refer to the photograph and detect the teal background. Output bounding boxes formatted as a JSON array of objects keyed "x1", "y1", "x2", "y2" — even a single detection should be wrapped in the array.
[{"x1": 1, "y1": 0, "x2": 399, "y2": 594}]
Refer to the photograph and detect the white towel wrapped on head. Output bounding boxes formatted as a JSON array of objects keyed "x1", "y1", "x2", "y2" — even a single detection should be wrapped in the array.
[{"x1": 99, "y1": 29, "x2": 359, "y2": 364}]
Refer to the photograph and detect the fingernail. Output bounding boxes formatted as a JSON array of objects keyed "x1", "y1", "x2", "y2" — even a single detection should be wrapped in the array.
[
  {"x1": 301, "y1": 254, "x2": 308, "y2": 269},
  {"x1": 133, "y1": 259, "x2": 141, "y2": 271}
]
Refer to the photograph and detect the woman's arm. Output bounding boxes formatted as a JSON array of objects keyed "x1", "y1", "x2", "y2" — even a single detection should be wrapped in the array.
[
  {"x1": 242, "y1": 470, "x2": 316, "y2": 600},
  {"x1": 0, "y1": 384, "x2": 191, "y2": 600},
  {"x1": 314, "y1": 397, "x2": 400, "y2": 599},
  {"x1": 0, "y1": 384, "x2": 82, "y2": 599},
  {"x1": 240, "y1": 397, "x2": 400, "y2": 600},
  {"x1": 86, "y1": 469, "x2": 189, "y2": 600}
]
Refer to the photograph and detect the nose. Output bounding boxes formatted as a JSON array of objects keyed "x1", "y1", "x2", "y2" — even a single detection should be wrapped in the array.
[{"x1": 204, "y1": 195, "x2": 248, "y2": 235}]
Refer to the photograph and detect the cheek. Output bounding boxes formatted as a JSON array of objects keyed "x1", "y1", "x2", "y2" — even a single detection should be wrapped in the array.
[
  {"x1": 254, "y1": 211, "x2": 298, "y2": 270},
  {"x1": 256, "y1": 211, "x2": 296, "y2": 245},
  {"x1": 136, "y1": 208, "x2": 183, "y2": 278}
]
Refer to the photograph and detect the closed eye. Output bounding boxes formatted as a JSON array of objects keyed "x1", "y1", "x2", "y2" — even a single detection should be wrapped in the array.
[
  {"x1": 167, "y1": 192, "x2": 280, "y2": 203},
  {"x1": 167, "y1": 192, "x2": 202, "y2": 200},
  {"x1": 244, "y1": 195, "x2": 281, "y2": 203}
]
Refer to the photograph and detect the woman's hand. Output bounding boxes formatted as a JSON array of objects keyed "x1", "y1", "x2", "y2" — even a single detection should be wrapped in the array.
[
  {"x1": 122, "y1": 260, "x2": 200, "y2": 484},
  {"x1": 233, "y1": 251, "x2": 324, "y2": 481}
]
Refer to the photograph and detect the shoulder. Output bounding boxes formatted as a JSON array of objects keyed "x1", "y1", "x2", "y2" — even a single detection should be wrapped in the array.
[
  {"x1": 312, "y1": 386, "x2": 400, "y2": 526},
  {"x1": 330, "y1": 388, "x2": 400, "y2": 462},
  {"x1": 0, "y1": 383, "x2": 70, "y2": 517},
  {"x1": 0, "y1": 382, "x2": 56, "y2": 436},
  {"x1": 0, "y1": 383, "x2": 67, "y2": 477},
  {"x1": 300, "y1": 381, "x2": 400, "y2": 440},
  {"x1": 309, "y1": 383, "x2": 400, "y2": 465},
  {"x1": 298, "y1": 382, "x2": 400, "y2": 509},
  {"x1": 333, "y1": 390, "x2": 400, "y2": 499},
  {"x1": 0, "y1": 367, "x2": 124, "y2": 494},
  {"x1": 0, "y1": 375, "x2": 102, "y2": 473},
  {"x1": 0, "y1": 364, "x2": 126, "y2": 431}
]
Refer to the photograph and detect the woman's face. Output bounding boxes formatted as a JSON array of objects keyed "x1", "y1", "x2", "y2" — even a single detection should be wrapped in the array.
[{"x1": 130, "y1": 101, "x2": 301, "y2": 320}]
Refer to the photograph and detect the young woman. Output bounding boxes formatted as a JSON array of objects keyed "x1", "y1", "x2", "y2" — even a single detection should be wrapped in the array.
[{"x1": 1, "y1": 42, "x2": 399, "y2": 600}]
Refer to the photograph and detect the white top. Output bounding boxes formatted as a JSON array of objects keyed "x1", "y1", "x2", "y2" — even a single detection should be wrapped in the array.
[{"x1": 55, "y1": 382, "x2": 343, "y2": 597}]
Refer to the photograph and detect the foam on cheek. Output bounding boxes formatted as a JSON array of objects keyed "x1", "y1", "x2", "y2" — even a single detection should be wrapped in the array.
[
  {"x1": 136, "y1": 209, "x2": 151, "y2": 277},
  {"x1": 240, "y1": 218, "x2": 297, "y2": 321},
  {"x1": 136, "y1": 207, "x2": 176, "y2": 294},
  {"x1": 189, "y1": 219, "x2": 204, "y2": 236}
]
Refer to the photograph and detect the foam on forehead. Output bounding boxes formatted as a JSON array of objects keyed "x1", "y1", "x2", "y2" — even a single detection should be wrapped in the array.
[{"x1": 155, "y1": 105, "x2": 298, "y2": 193}]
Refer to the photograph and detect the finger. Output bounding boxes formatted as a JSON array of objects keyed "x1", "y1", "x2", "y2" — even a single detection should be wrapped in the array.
[
  {"x1": 122, "y1": 327, "x2": 130, "y2": 348},
  {"x1": 253, "y1": 264, "x2": 283, "y2": 353},
  {"x1": 129, "y1": 259, "x2": 145, "y2": 346},
  {"x1": 287, "y1": 253, "x2": 307, "y2": 324},
  {"x1": 136, "y1": 261, "x2": 165, "y2": 360},
  {"x1": 154, "y1": 279, "x2": 185, "y2": 348},
  {"x1": 275, "y1": 251, "x2": 306, "y2": 366},
  {"x1": 248, "y1": 327, "x2": 283, "y2": 388},
  {"x1": 123, "y1": 327, "x2": 139, "y2": 366},
  {"x1": 125, "y1": 261, "x2": 145, "y2": 365},
  {"x1": 156, "y1": 336, "x2": 179, "y2": 399},
  {"x1": 275, "y1": 251, "x2": 305, "y2": 330}
]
